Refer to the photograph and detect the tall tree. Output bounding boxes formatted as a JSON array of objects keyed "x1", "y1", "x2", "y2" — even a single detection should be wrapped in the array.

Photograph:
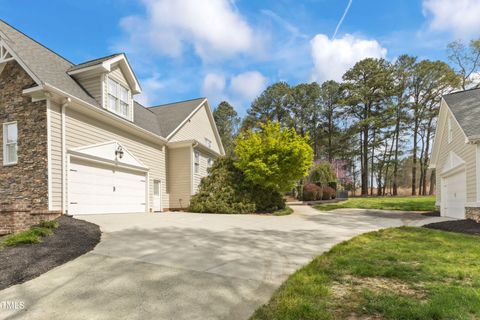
[
  {"x1": 391, "y1": 55, "x2": 416, "y2": 195},
  {"x1": 410, "y1": 60, "x2": 460, "y2": 195},
  {"x1": 213, "y1": 101, "x2": 240, "y2": 154},
  {"x1": 447, "y1": 39, "x2": 480, "y2": 90},
  {"x1": 242, "y1": 82, "x2": 291, "y2": 130},
  {"x1": 342, "y1": 58, "x2": 394, "y2": 196},
  {"x1": 319, "y1": 80, "x2": 343, "y2": 162}
]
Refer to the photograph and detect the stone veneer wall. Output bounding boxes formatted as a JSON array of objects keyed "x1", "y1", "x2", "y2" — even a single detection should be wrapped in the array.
[
  {"x1": 0, "y1": 60, "x2": 51, "y2": 234},
  {"x1": 465, "y1": 207, "x2": 480, "y2": 223}
]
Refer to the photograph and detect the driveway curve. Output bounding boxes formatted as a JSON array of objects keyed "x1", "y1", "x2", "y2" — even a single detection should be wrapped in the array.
[{"x1": 0, "y1": 206, "x2": 449, "y2": 320}]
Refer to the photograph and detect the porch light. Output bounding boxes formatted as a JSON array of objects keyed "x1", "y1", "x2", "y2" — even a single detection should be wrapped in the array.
[{"x1": 115, "y1": 145, "x2": 124, "y2": 159}]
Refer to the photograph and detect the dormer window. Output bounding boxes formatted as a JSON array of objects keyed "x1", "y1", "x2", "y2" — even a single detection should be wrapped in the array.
[{"x1": 107, "y1": 78, "x2": 130, "y2": 119}]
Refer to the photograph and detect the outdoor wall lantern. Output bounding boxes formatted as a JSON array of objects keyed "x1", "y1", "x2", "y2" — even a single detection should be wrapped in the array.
[{"x1": 115, "y1": 145, "x2": 124, "y2": 159}]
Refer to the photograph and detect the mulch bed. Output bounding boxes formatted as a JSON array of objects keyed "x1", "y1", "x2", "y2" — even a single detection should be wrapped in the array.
[
  {"x1": 424, "y1": 219, "x2": 480, "y2": 236},
  {"x1": 0, "y1": 216, "x2": 101, "y2": 290}
]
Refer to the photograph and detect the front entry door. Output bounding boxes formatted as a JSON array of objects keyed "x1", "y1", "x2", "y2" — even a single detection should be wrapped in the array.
[{"x1": 153, "y1": 180, "x2": 162, "y2": 212}]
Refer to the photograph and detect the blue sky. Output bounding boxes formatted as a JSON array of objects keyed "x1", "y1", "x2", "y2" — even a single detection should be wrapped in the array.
[{"x1": 3, "y1": 0, "x2": 480, "y2": 114}]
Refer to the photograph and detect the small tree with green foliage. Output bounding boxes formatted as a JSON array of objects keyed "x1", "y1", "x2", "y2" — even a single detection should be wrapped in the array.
[
  {"x1": 308, "y1": 162, "x2": 337, "y2": 187},
  {"x1": 234, "y1": 122, "x2": 314, "y2": 192}
]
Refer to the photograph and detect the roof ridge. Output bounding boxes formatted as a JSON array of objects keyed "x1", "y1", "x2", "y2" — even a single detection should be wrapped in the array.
[
  {"x1": 444, "y1": 86, "x2": 480, "y2": 97},
  {"x1": 71, "y1": 53, "x2": 123, "y2": 68},
  {"x1": 0, "y1": 18, "x2": 74, "y2": 66},
  {"x1": 149, "y1": 97, "x2": 206, "y2": 109}
]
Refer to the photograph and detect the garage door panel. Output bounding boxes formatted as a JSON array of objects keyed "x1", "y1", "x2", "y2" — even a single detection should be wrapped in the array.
[{"x1": 68, "y1": 159, "x2": 147, "y2": 215}]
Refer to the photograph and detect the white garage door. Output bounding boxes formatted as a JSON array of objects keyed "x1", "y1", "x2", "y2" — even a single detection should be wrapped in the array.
[
  {"x1": 443, "y1": 171, "x2": 466, "y2": 219},
  {"x1": 68, "y1": 159, "x2": 147, "y2": 215}
]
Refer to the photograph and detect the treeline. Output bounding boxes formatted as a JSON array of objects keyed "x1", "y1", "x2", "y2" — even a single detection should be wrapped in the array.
[{"x1": 213, "y1": 40, "x2": 480, "y2": 197}]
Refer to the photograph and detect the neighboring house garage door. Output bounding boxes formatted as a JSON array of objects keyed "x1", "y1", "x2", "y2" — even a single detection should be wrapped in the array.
[
  {"x1": 442, "y1": 170, "x2": 466, "y2": 219},
  {"x1": 68, "y1": 158, "x2": 147, "y2": 215}
]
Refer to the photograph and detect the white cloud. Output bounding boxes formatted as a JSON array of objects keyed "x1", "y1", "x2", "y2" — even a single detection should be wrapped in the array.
[
  {"x1": 423, "y1": 0, "x2": 480, "y2": 39},
  {"x1": 119, "y1": 0, "x2": 254, "y2": 60},
  {"x1": 201, "y1": 72, "x2": 227, "y2": 102},
  {"x1": 230, "y1": 71, "x2": 267, "y2": 101},
  {"x1": 136, "y1": 73, "x2": 165, "y2": 106},
  {"x1": 310, "y1": 34, "x2": 387, "y2": 82}
]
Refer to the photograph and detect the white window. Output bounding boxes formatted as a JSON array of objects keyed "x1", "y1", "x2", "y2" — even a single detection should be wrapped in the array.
[
  {"x1": 194, "y1": 151, "x2": 200, "y2": 174},
  {"x1": 3, "y1": 122, "x2": 18, "y2": 165},
  {"x1": 447, "y1": 117, "x2": 453, "y2": 143},
  {"x1": 107, "y1": 78, "x2": 130, "y2": 119},
  {"x1": 207, "y1": 157, "x2": 213, "y2": 168},
  {"x1": 205, "y1": 138, "x2": 212, "y2": 149}
]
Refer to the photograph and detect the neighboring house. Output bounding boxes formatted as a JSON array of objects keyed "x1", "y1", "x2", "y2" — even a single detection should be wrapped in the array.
[
  {"x1": 0, "y1": 20, "x2": 224, "y2": 233},
  {"x1": 430, "y1": 88, "x2": 480, "y2": 222}
]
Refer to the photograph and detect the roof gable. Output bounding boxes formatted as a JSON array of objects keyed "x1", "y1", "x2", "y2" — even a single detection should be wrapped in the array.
[
  {"x1": 149, "y1": 98, "x2": 205, "y2": 138},
  {"x1": 443, "y1": 88, "x2": 480, "y2": 140},
  {"x1": 0, "y1": 19, "x2": 98, "y2": 106}
]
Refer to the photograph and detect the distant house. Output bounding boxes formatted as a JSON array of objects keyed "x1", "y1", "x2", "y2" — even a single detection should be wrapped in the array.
[
  {"x1": 430, "y1": 88, "x2": 480, "y2": 222},
  {"x1": 0, "y1": 20, "x2": 224, "y2": 234}
]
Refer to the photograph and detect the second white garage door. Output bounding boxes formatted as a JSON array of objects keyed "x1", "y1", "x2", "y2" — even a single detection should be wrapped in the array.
[
  {"x1": 68, "y1": 159, "x2": 147, "y2": 215},
  {"x1": 442, "y1": 170, "x2": 466, "y2": 219}
]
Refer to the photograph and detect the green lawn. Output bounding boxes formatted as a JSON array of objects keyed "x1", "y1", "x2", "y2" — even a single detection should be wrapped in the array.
[
  {"x1": 272, "y1": 206, "x2": 294, "y2": 216},
  {"x1": 1, "y1": 220, "x2": 59, "y2": 248},
  {"x1": 314, "y1": 196, "x2": 436, "y2": 212},
  {"x1": 251, "y1": 227, "x2": 480, "y2": 320}
]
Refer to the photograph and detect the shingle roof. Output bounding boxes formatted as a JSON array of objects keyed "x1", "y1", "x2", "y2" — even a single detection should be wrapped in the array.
[
  {"x1": 0, "y1": 19, "x2": 98, "y2": 106},
  {"x1": 0, "y1": 19, "x2": 204, "y2": 140},
  {"x1": 132, "y1": 101, "x2": 164, "y2": 137},
  {"x1": 443, "y1": 88, "x2": 480, "y2": 139},
  {"x1": 149, "y1": 98, "x2": 205, "y2": 137},
  {"x1": 67, "y1": 53, "x2": 122, "y2": 72}
]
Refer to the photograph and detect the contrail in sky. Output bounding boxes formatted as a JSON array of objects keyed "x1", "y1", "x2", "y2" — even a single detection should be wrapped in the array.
[{"x1": 332, "y1": 0, "x2": 353, "y2": 39}]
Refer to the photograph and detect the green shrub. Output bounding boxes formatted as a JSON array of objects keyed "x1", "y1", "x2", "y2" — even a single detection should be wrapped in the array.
[
  {"x1": 188, "y1": 157, "x2": 285, "y2": 214},
  {"x1": 303, "y1": 183, "x2": 322, "y2": 201},
  {"x1": 38, "y1": 220, "x2": 59, "y2": 229},
  {"x1": 308, "y1": 162, "x2": 337, "y2": 187}
]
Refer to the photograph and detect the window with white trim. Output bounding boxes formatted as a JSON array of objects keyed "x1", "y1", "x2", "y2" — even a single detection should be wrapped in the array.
[
  {"x1": 207, "y1": 157, "x2": 213, "y2": 168},
  {"x1": 194, "y1": 151, "x2": 200, "y2": 174},
  {"x1": 107, "y1": 78, "x2": 130, "y2": 119},
  {"x1": 205, "y1": 138, "x2": 212, "y2": 149},
  {"x1": 447, "y1": 117, "x2": 452, "y2": 143},
  {"x1": 3, "y1": 122, "x2": 18, "y2": 165}
]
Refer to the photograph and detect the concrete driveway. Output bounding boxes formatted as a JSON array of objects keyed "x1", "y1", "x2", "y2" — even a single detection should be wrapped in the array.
[{"x1": 0, "y1": 206, "x2": 449, "y2": 320}]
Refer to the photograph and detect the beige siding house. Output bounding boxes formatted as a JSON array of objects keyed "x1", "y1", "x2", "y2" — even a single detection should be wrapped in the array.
[
  {"x1": 430, "y1": 90, "x2": 480, "y2": 222},
  {"x1": 0, "y1": 19, "x2": 224, "y2": 227}
]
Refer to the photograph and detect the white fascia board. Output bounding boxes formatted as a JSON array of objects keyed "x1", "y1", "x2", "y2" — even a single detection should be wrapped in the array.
[
  {"x1": 67, "y1": 64, "x2": 109, "y2": 76},
  {"x1": 103, "y1": 54, "x2": 142, "y2": 94},
  {"x1": 203, "y1": 99, "x2": 226, "y2": 155}
]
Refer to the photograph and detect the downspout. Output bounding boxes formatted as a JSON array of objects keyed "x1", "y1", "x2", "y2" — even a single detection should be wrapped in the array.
[{"x1": 61, "y1": 97, "x2": 71, "y2": 214}]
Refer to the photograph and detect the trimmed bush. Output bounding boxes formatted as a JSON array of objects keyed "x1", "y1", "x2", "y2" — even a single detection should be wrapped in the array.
[
  {"x1": 303, "y1": 183, "x2": 322, "y2": 201},
  {"x1": 322, "y1": 186, "x2": 336, "y2": 200}
]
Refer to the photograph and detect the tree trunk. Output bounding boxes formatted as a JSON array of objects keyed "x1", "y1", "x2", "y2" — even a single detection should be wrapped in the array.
[
  {"x1": 392, "y1": 114, "x2": 401, "y2": 196},
  {"x1": 361, "y1": 126, "x2": 369, "y2": 196},
  {"x1": 422, "y1": 116, "x2": 434, "y2": 195},
  {"x1": 429, "y1": 169, "x2": 435, "y2": 195},
  {"x1": 370, "y1": 129, "x2": 376, "y2": 196},
  {"x1": 411, "y1": 117, "x2": 419, "y2": 196}
]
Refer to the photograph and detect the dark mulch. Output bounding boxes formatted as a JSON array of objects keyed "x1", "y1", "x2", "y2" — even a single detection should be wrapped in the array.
[
  {"x1": 424, "y1": 219, "x2": 480, "y2": 236},
  {"x1": 0, "y1": 216, "x2": 101, "y2": 290},
  {"x1": 421, "y1": 211, "x2": 441, "y2": 217}
]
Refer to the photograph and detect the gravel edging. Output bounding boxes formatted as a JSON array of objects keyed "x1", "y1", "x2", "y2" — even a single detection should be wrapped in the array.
[
  {"x1": 0, "y1": 216, "x2": 101, "y2": 290},
  {"x1": 424, "y1": 219, "x2": 480, "y2": 236}
]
